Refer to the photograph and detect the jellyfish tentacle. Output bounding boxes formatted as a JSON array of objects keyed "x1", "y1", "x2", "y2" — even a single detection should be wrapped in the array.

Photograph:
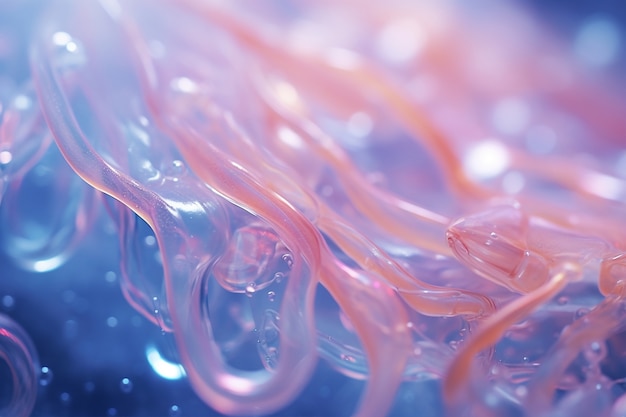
[{"x1": 443, "y1": 262, "x2": 578, "y2": 408}]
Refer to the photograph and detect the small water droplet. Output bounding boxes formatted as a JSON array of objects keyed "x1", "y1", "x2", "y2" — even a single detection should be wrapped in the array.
[
  {"x1": 274, "y1": 272, "x2": 284, "y2": 284},
  {"x1": 576, "y1": 308, "x2": 590, "y2": 318},
  {"x1": 584, "y1": 341, "x2": 607, "y2": 366},
  {"x1": 340, "y1": 354, "x2": 356, "y2": 363},
  {"x1": 1, "y1": 295, "x2": 14, "y2": 310},
  {"x1": 245, "y1": 283, "x2": 256, "y2": 297},
  {"x1": 152, "y1": 297, "x2": 161, "y2": 315},
  {"x1": 107, "y1": 317, "x2": 118, "y2": 328},
  {"x1": 120, "y1": 377, "x2": 133, "y2": 393},
  {"x1": 0, "y1": 150, "x2": 13, "y2": 165},
  {"x1": 169, "y1": 405, "x2": 182, "y2": 417},
  {"x1": 282, "y1": 253, "x2": 293, "y2": 269},
  {"x1": 152, "y1": 296, "x2": 166, "y2": 331},
  {"x1": 104, "y1": 271, "x2": 117, "y2": 283},
  {"x1": 490, "y1": 232, "x2": 498, "y2": 239},
  {"x1": 40, "y1": 366, "x2": 53, "y2": 386},
  {"x1": 557, "y1": 296, "x2": 568, "y2": 305},
  {"x1": 60, "y1": 392, "x2": 71, "y2": 405},
  {"x1": 267, "y1": 291, "x2": 276, "y2": 302},
  {"x1": 51, "y1": 32, "x2": 86, "y2": 67}
]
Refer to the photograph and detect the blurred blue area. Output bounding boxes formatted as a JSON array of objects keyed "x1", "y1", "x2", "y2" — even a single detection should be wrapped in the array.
[{"x1": 0, "y1": 1, "x2": 624, "y2": 416}]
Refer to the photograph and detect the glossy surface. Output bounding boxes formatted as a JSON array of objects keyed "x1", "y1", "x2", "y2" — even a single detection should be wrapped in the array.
[{"x1": 1, "y1": 0, "x2": 625, "y2": 416}]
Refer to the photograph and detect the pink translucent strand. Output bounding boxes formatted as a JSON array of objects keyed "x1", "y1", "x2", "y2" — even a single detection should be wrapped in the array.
[{"x1": 7, "y1": 0, "x2": 624, "y2": 416}]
